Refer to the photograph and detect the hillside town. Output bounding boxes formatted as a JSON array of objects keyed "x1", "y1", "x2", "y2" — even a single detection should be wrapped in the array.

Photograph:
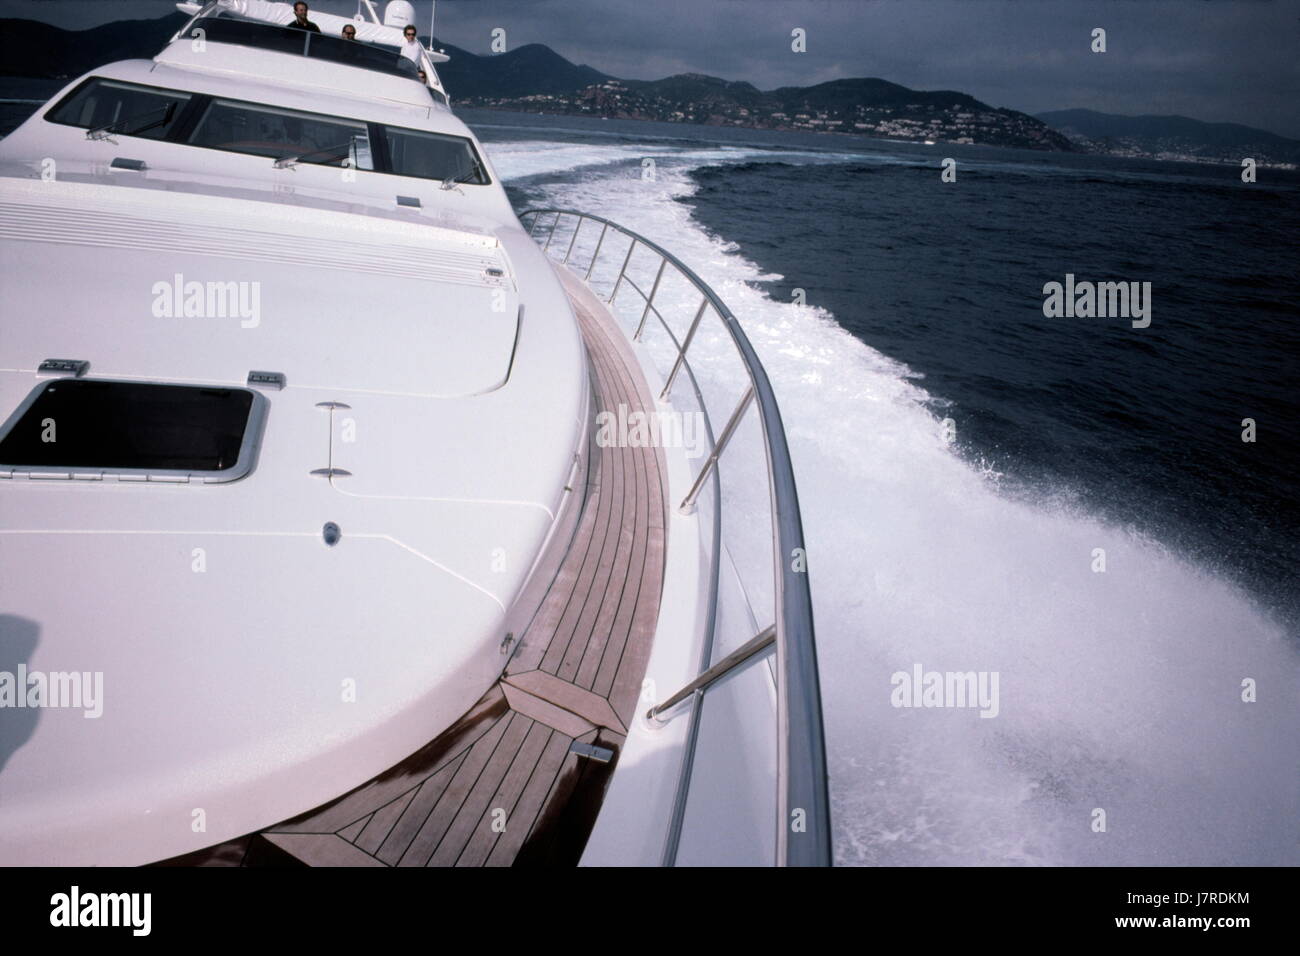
[{"x1": 458, "y1": 78, "x2": 1076, "y2": 150}]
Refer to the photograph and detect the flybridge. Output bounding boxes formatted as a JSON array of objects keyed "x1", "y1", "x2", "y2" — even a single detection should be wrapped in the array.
[
  {"x1": 178, "y1": 0, "x2": 416, "y2": 47},
  {"x1": 171, "y1": 0, "x2": 451, "y2": 103}
]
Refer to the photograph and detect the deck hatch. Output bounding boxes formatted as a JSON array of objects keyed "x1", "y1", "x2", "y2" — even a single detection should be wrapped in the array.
[{"x1": 0, "y1": 379, "x2": 265, "y2": 482}]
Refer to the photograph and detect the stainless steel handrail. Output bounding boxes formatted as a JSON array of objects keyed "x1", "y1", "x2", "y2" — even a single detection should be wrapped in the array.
[{"x1": 520, "y1": 209, "x2": 831, "y2": 867}]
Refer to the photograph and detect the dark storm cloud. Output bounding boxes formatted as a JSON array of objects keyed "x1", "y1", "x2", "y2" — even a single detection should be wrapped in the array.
[{"x1": 3, "y1": 0, "x2": 1297, "y2": 135}]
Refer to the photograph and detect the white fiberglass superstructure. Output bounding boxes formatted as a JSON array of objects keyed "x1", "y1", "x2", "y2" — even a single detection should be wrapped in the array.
[{"x1": 0, "y1": 0, "x2": 829, "y2": 867}]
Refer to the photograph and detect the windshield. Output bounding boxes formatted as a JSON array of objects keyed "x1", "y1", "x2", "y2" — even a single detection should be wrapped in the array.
[
  {"x1": 189, "y1": 98, "x2": 374, "y2": 169},
  {"x1": 46, "y1": 78, "x2": 487, "y2": 185},
  {"x1": 386, "y1": 127, "x2": 488, "y2": 184},
  {"x1": 184, "y1": 16, "x2": 421, "y2": 81},
  {"x1": 46, "y1": 79, "x2": 190, "y2": 141}
]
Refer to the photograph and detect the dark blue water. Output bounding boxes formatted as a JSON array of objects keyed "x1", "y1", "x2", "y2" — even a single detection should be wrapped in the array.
[{"x1": 682, "y1": 154, "x2": 1300, "y2": 625}]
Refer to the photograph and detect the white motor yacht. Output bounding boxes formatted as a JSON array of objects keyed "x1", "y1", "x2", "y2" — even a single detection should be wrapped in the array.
[{"x1": 0, "y1": 0, "x2": 829, "y2": 867}]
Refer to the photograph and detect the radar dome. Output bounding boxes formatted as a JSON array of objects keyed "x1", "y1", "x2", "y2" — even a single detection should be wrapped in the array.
[{"x1": 383, "y1": 1, "x2": 416, "y2": 29}]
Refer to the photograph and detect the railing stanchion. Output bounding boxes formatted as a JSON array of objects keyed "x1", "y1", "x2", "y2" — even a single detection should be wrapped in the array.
[
  {"x1": 562, "y1": 214, "x2": 582, "y2": 265},
  {"x1": 609, "y1": 237, "x2": 636, "y2": 305},
  {"x1": 634, "y1": 259, "x2": 667, "y2": 341},
  {"x1": 585, "y1": 222, "x2": 608, "y2": 280},
  {"x1": 543, "y1": 210, "x2": 562, "y2": 251},
  {"x1": 660, "y1": 295, "x2": 708, "y2": 401},
  {"x1": 679, "y1": 385, "x2": 754, "y2": 515},
  {"x1": 647, "y1": 624, "x2": 776, "y2": 723}
]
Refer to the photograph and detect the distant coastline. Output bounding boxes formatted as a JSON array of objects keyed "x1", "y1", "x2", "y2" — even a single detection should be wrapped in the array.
[
  {"x1": 457, "y1": 99, "x2": 1296, "y2": 169},
  {"x1": 449, "y1": 76, "x2": 1074, "y2": 152}
]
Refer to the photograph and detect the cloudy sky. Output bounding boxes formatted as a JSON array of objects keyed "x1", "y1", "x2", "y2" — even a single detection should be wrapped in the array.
[{"x1": 4, "y1": 0, "x2": 1298, "y2": 136}]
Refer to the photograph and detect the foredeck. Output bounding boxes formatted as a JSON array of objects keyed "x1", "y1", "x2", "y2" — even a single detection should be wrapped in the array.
[{"x1": 164, "y1": 267, "x2": 668, "y2": 867}]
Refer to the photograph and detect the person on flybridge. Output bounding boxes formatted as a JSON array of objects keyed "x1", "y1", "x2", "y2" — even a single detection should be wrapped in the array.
[
  {"x1": 341, "y1": 23, "x2": 357, "y2": 40},
  {"x1": 400, "y1": 24, "x2": 422, "y2": 64},
  {"x1": 289, "y1": 1, "x2": 320, "y2": 33}
]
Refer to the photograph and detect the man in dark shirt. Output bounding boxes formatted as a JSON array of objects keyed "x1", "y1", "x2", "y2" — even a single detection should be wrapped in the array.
[{"x1": 290, "y1": 2, "x2": 321, "y2": 33}]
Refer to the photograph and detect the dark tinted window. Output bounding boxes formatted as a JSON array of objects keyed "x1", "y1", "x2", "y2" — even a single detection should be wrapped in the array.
[
  {"x1": 385, "y1": 126, "x2": 488, "y2": 184},
  {"x1": 187, "y1": 16, "x2": 418, "y2": 79},
  {"x1": 43, "y1": 78, "x2": 478, "y2": 182},
  {"x1": 188, "y1": 97, "x2": 374, "y2": 168},
  {"x1": 0, "y1": 380, "x2": 256, "y2": 473},
  {"x1": 313, "y1": 32, "x2": 419, "y2": 77},
  {"x1": 188, "y1": 16, "x2": 309, "y2": 56},
  {"x1": 45, "y1": 79, "x2": 190, "y2": 140}
]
